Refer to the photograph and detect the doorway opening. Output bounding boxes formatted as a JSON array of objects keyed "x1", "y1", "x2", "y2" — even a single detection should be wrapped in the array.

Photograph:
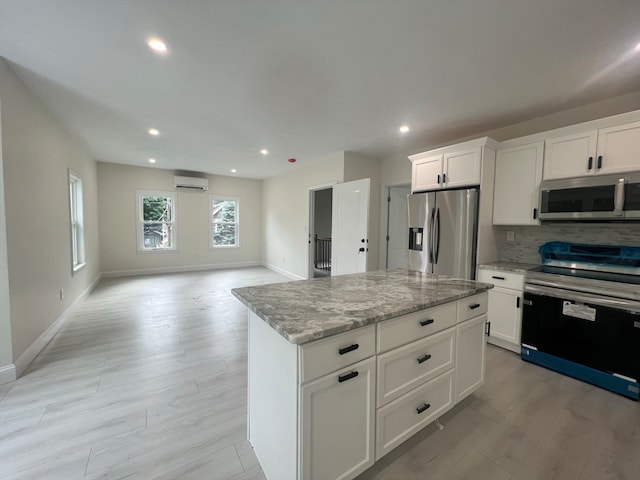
[
  {"x1": 385, "y1": 184, "x2": 410, "y2": 269},
  {"x1": 309, "y1": 187, "x2": 333, "y2": 278}
]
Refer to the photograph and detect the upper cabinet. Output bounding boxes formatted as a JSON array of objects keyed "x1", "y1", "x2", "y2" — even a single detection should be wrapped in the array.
[
  {"x1": 409, "y1": 137, "x2": 496, "y2": 193},
  {"x1": 543, "y1": 121, "x2": 640, "y2": 180},
  {"x1": 493, "y1": 142, "x2": 544, "y2": 225}
]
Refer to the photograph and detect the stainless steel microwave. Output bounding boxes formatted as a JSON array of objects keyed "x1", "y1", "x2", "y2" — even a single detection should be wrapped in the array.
[{"x1": 539, "y1": 172, "x2": 640, "y2": 221}]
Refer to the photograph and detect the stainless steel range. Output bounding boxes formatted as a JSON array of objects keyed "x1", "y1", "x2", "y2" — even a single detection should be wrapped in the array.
[{"x1": 521, "y1": 242, "x2": 640, "y2": 400}]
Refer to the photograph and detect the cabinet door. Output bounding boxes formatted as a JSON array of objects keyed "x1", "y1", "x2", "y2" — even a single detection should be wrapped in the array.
[
  {"x1": 411, "y1": 154, "x2": 442, "y2": 192},
  {"x1": 486, "y1": 287, "x2": 522, "y2": 351},
  {"x1": 300, "y1": 357, "x2": 375, "y2": 480},
  {"x1": 543, "y1": 131, "x2": 597, "y2": 180},
  {"x1": 596, "y1": 121, "x2": 640, "y2": 175},
  {"x1": 455, "y1": 314, "x2": 487, "y2": 402},
  {"x1": 493, "y1": 142, "x2": 543, "y2": 225},
  {"x1": 443, "y1": 147, "x2": 481, "y2": 188}
]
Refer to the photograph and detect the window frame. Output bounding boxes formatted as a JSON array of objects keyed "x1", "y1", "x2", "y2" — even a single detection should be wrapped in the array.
[
  {"x1": 210, "y1": 194, "x2": 240, "y2": 249},
  {"x1": 69, "y1": 170, "x2": 86, "y2": 273},
  {"x1": 136, "y1": 190, "x2": 178, "y2": 253}
]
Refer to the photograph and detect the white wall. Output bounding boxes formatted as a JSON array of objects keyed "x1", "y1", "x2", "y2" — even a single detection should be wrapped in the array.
[
  {"x1": 263, "y1": 153, "x2": 344, "y2": 279},
  {"x1": 0, "y1": 58, "x2": 100, "y2": 376},
  {"x1": 98, "y1": 162, "x2": 263, "y2": 276},
  {"x1": 0, "y1": 91, "x2": 13, "y2": 382}
]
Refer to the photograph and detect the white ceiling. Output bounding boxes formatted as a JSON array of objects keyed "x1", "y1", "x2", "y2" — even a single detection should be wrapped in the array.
[{"x1": 1, "y1": 0, "x2": 640, "y2": 179}]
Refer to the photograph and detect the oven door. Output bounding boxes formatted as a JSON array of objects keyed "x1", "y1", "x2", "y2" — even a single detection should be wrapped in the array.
[{"x1": 521, "y1": 285, "x2": 640, "y2": 383}]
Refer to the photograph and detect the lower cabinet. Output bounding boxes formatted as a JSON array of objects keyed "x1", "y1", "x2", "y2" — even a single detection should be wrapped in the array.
[
  {"x1": 300, "y1": 357, "x2": 375, "y2": 480},
  {"x1": 455, "y1": 313, "x2": 487, "y2": 401},
  {"x1": 247, "y1": 292, "x2": 488, "y2": 480}
]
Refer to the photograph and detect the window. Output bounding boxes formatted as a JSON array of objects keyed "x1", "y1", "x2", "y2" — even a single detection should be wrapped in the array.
[
  {"x1": 137, "y1": 191, "x2": 177, "y2": 251},
  {"x1": 69, "y1": 172, "x2": 85, "y2": 271},
  {"x1": 210, "y1": 195, "x2": 239, "y2": 248}
]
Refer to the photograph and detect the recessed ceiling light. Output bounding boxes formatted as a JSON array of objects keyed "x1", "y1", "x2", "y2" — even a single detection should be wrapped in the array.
[
  {"x1": 148, "y1": 128, "x2": 160, "y2": 136},
  {"x1": 635, "y1": 42, "x2": 640, "y2": 52},
  {"x1": 147, "y1": 38, "x2": 168, "y2": 53},
  {"x1": 231, "y1": 169, "x2": 237, "y2": 173},
  {"x1": 399, "y1": 125, "x2": 410, "y2": 134},
  {"x1": 148, "y1": 158, "x2": 156, "y2": 164},
  {"x1": 260, "y1": 149, "x2": 269, "y2": 155}
]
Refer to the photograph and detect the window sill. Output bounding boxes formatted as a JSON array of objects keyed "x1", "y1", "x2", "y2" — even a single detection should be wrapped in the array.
[
  {"x1": 72, "y1": 262, "x2": 87, "y2": 275},
  {"x1": 137, "y1": 248, "x2": 178, "y2": 254}
]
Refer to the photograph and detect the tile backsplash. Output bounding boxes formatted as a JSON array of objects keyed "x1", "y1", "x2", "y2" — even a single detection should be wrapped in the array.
[{"x1": 496, "y1": 224, "x2": 640, "y2": 264}]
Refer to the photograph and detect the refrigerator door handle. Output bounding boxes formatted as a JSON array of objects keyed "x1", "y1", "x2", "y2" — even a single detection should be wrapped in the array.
[
  {"x1": 434, "y1": 208, "x2": 441, "y2": 264},
  {"x1": 428, "y1": 207, "x2": 435, "y2": 264}
]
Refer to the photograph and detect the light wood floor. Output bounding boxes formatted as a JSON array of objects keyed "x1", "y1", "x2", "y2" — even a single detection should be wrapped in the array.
[{"x1": 1, "y1": 267, "x2": 638, "y2": 480}]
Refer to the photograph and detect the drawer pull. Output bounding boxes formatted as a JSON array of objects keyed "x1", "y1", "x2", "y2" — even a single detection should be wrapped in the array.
[
  {"x1": 491, "y1": 275, "x2": 505, "y2": 280},
  {"x1": 416, "y1": 403, "x2": 431, "y2": 414},
  {"x1": 419, "y1": 318, "x2": 435, "y2": 327},
  {"x1": 417, "y1": 354, "x2": 432, "y2": 364},
  {"x1": 338, "y1": 343, "x2": 359, "y2": 355},
  {"x1": 338, "y1": 371, "x2": 359, "y2": 383},
  {"x1": 468, "y1": 303, "x2": 481, "y2": 310}
]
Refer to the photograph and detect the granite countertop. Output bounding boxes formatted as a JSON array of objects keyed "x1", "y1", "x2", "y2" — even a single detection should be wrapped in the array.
[
  {"x1": 231, "y1": 269, "x2": 493, "y2": 345},
  {"x1": 477, "y1": 261, "x2": 539, "y2": 274}
]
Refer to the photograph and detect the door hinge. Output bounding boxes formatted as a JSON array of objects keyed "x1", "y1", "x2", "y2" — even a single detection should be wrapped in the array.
[{"x1": 387, "y1": 196, "x2": 391, "y2": 203}]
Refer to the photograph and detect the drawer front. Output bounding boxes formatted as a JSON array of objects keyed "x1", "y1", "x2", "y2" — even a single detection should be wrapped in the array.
[
  {"x1": 477, "y1": 269, "x2": 524, "y2": 290},
  {"x1": 300, "y1": 325, "x2": 375, "y2": 383},
  {"x1": 457, "y1": 293, "x2": 488, "y2": 323},
  {"x1": 377, "y1": 327, "x2": 455, "y2": 407},
  {"x1": 375, "y1": 370, "x2": 455, "y2": 460},
  {"x1": 377, "y1": 302, "x2": 457, "y2": 353}
]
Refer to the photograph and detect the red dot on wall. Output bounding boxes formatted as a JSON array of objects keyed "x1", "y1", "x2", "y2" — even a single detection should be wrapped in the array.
[{"x1": 288, "y1": 158, "x2": 297, "y2": 163}]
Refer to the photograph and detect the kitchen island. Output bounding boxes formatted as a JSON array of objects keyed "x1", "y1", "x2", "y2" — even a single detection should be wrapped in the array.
[{"x1": 232, "y1": 269, "x2": 493, "y2": 480}]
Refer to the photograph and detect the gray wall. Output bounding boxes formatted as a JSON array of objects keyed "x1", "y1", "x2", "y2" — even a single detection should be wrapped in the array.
[
  {"x1": 314, "y1": 189, "x2": 332, "y2": 238},
  {"x1": 0, "y1": 58, "x2": 101, "y2": 370},
  {"x1": 98, "y1": 162, "x2": 263, "y2": 276}
]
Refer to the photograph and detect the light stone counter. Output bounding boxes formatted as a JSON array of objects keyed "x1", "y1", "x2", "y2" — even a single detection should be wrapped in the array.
[
  {"x1": 232, "y1": 269, "x2": 492, "y2": 344},
  {"x1": 477, "y1": 261, "x2": 539, "y2": 274}
]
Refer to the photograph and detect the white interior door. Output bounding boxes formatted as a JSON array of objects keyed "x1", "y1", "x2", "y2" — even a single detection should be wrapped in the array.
[
  {"x1": 386, "y1": 185, "x2": 410, "y2": 269},
  {"x1": 332, "y1": 178, "x2": 370, "y2": 276}
]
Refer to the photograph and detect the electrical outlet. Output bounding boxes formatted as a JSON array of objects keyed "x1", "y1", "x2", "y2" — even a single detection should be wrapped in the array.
[
  {"x1": 506, "y1": 231, "x2": 515, "y2": 242},
  {"x1": 59, "y1": 288, "x2": 64, "y2": 300}
]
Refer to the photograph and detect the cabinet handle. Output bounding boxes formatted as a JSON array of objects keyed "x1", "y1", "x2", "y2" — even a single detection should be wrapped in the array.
[
  {"x1": 516, "y1": 296, "x2": 520, "y2": 308},
  {"x1": 588, "y1": 156, "x2": 593, "y2": 170},
  {"x1": 597, "y1": 155, "x2": 603, "y2": 169},
  {"x1": 469, "y1": 303, "x2": 481, "y2": 310},
  {"x1": 417, "y1": 354, "x2": 432, "y2": 364},
  {"x1": 491, "y1": 275, "x2": 505, "y2": 280},
  {"x1": 437, "y1": 174, "x2": 440, "y2": 184},
  {"x1": 338, "y1": 344, "x2": 359, "y2": 355},
  {"x1": 443, "y1": 173, "x2": 446, "y2": 183},
  {"x1": 485, "y1": 321, "x2": 491, "y2": 336},
  {"x1": 416, "y1": 403, "x2": 431, "y2": 414},
  {"x1": 419, "y1": 318, "x2": 435, "y2": 327},
  {"x1": 533, "y1": 208, "x2": 538, "y2": 220},
  {"x1": 338, "y1": 371, "x2": 359, "y2": 383}
]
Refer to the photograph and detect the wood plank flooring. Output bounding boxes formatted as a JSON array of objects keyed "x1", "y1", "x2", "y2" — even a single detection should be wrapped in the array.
[{"x1": 1, "y1": 267, "x2": 639, "y2": 479}]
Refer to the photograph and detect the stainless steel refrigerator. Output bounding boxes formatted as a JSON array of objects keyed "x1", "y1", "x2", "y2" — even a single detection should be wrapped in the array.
[{"x1": 407, "y1": 188, "x2": 479, "y2": 279}]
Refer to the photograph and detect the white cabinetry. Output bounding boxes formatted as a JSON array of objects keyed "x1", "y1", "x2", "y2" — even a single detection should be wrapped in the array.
[
  {"x1": 247, "y1": 292, "x2": 488, "y2": 480},
  {"x1": 493, "y1": 142, "x2": 543, "y2": 225},
  {"x1": 301, "y1": 357, "x2": 375, "y2": 480},
  {"x1": 477, "y1": 268, "x2": 524, "y2": 353},
  {"x1": 543, "y1": 121, "x2": 640, "y2": 180},
  {"x1": 409, "y1": 137, "x2": 496, "y2": 193},
  {"x1": 454, "y1": 294, "x2": 488, "y2": 401}
]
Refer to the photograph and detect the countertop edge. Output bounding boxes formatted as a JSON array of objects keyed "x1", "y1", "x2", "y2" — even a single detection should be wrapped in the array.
[{"x1": 233, "y1": 284, "x2": 492, "y2": 345}]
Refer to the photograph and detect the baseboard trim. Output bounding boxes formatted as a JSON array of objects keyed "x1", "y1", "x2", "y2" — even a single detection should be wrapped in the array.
[
  {"x1": 13, "y1": 272, "x2": 102, "y2": 379},
  {"x1": 0, "y1": 363, "x2": 16, "y2": 385},
  {"x1": 262, "y1": 263, "x2": 306, "y2": 280},
  {"x1": 101, "y1": 261, "x2": 263, "y2": 278}
]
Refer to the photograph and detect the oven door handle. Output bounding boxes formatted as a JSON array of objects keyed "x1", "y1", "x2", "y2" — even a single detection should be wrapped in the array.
[{"x1": 524, "y1": 284, "x2": 640, "y2": 313}]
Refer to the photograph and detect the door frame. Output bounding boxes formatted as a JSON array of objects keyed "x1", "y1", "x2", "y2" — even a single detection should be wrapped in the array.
[{"x1": 308, "y1": 182, "x2": 337, "y2": 279}]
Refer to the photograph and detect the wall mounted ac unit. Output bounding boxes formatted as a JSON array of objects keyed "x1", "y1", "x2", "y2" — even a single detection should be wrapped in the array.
[{"x1": 174, "y1": 175, "x2": 209, "y2": 191}]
